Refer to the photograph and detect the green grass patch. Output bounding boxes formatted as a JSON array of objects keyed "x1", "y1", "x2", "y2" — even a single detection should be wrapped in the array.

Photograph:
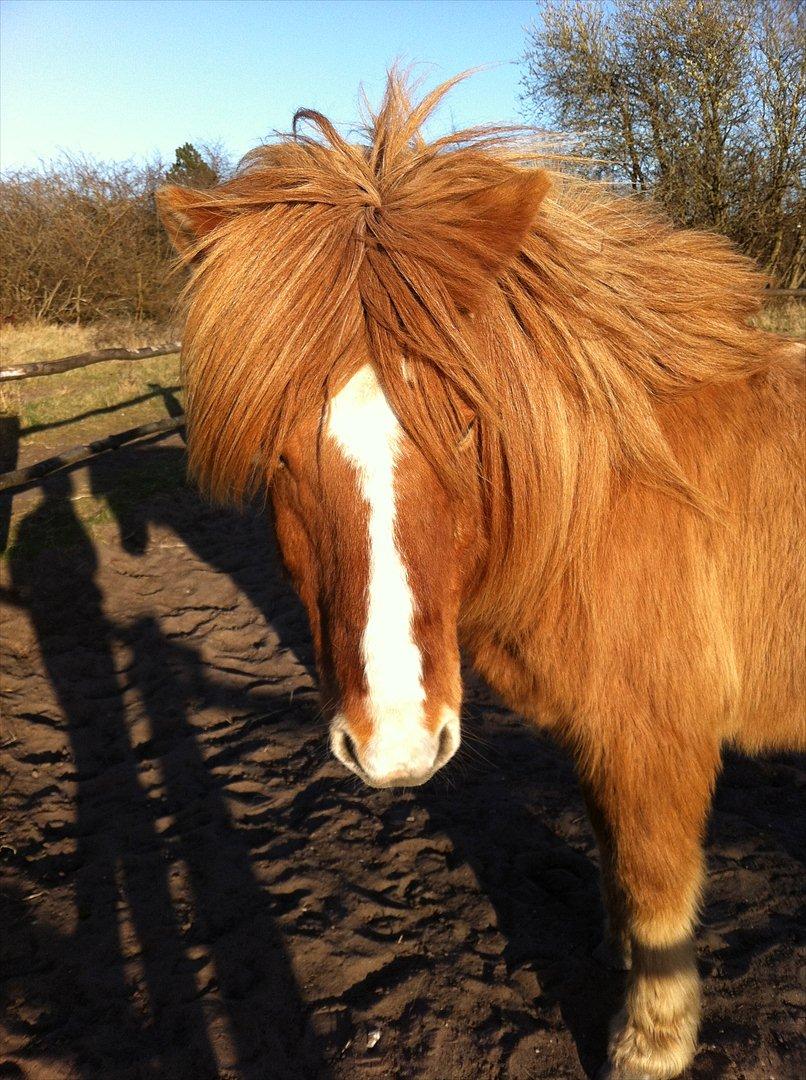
[
  {"x1": 1, "y1": 320, "x2": 188, "y2": 558},
  {"x1": 2, "y1": 353, "x2": 183, "y2": 448}
]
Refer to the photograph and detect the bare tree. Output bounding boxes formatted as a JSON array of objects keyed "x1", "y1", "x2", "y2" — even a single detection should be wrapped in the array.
[{"x1": 522, "y1": 0, "x2": 805, "y2": 286}]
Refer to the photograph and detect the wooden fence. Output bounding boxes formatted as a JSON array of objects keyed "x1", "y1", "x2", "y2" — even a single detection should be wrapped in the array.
[
  {"x1": 0, "y1": 342, "x2": 182, "y2": 382},
  {"x1": 0, "y1": 344, "x2": 185, "y2": 493}
]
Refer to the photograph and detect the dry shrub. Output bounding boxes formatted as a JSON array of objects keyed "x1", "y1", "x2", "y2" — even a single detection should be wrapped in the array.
[
  {"x1": 0, "y1": 317, "x2": 181, "y2": 366},
  {"x1": 0, "y1": 145, "x2": 227, "y2": 325},
  {"x1": 752, "y1": 297, "x2": 805, "y2": 337},
  {"x1": 0, "y1": 157, "x2": 180, "y2": 324}
]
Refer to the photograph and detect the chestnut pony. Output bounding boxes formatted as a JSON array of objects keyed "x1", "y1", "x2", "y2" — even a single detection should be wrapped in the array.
[{"x1": 157, "y1": 74, "x2": 804, "y2": 1080}]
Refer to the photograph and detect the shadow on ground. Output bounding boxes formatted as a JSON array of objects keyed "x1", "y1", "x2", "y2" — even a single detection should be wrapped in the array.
[
  {"x1": 1, "y1": 441, "x2": 803, "y2": 1080},
  {"x1": 3, "y1": 460, "x2": 327, "y2": 1079}
]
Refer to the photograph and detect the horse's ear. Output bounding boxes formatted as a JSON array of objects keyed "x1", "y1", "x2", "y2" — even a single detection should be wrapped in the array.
[
  {"x1": 417, "y1": 167, "x2": 550, "y2": 312},
  {"x1": 156, "y1": 185, "x2": 226, "y2": 257},
  {"x1": 462, "y1": 169, "x2": 551, "y2": 275}
]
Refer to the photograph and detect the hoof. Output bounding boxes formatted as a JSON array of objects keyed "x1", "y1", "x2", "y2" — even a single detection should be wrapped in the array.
[
  {"x1": 595, "y1": 1065, "x2": 652, "y2": 1080},
  {"x1": 597, "y1": 1062, "x2": 654, "y2": 1080}
]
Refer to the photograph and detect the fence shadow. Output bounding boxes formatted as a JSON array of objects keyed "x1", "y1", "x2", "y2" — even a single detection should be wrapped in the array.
[
  {"x1": 19, "y1": 385, "x2": 184, "y2": 437},
  {"x1": 0, "y1": 411, "x2": 20, "y2": 551}
]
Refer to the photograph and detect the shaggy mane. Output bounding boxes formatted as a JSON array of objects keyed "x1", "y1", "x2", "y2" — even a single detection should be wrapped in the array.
[{"x1": 160, "y1": 71, "x2": 784, "y2": 609}]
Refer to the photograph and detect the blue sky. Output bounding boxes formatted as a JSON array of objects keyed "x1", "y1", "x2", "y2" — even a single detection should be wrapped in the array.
[{"x1": 0, "y1": 0, "x2": 541, "y2": 171}]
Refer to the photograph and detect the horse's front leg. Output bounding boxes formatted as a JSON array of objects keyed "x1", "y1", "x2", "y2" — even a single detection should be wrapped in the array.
[
  {"x1": 581, "y1": 734, "x2": 720, "y2": 1080},
  {"x1": 581, "y1": 781, "x2": 632, "y2": 971}
]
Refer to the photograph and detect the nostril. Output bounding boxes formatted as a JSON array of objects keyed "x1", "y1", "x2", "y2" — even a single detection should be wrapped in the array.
[
  {"x1": 435, "y1": 721, "x2": 455, "y2": 767},
  {"x1": 341, "y1": 731, "x2": 361, "y2": 770}
]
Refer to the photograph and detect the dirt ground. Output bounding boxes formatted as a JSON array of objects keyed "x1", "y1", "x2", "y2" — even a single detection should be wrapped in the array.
[{"x1": 1, "y1": 435, "x2": 804, "y2": 1080}]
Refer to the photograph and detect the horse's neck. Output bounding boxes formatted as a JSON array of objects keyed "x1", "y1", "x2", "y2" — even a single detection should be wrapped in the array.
[{"x1": 472, "y1": 352, "x2": 801, "y2": 639}]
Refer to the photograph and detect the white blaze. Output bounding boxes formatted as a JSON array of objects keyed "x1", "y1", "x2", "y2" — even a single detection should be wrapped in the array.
[{"x1": 326, "y1": 364, "x2": 435, "y2": 777}]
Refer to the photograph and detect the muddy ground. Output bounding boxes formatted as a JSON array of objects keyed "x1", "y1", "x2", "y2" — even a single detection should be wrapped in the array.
[{"x1": 1, "y1": 436, "x2": 804, "y2": 1080}]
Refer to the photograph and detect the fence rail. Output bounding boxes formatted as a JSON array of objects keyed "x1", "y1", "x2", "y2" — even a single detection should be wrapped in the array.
[
  {"x1": 0, "y1": 341, "x2": 185, "y2": 494},
  {"x1": 0, "y1": 342, "x2": 182, "y2": 382},
  {"x1": 0, "y1": 417, "x2": 184, "y2": 493}
]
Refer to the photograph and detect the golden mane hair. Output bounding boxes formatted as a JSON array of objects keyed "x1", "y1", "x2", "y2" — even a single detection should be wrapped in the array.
[{"x1": 157, "y1": 71, "x2": 782, "y2": 612}]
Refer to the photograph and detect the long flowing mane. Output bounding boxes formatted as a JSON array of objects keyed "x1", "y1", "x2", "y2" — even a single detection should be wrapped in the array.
[{"x1": 161, "y1": 71, "x2": 784, "y2": 616}]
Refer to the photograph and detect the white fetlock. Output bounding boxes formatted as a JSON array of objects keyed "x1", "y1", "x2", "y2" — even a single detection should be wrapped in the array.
[{"x1": 607, "y1": 1004, "x2": 698, "y2": 1080}]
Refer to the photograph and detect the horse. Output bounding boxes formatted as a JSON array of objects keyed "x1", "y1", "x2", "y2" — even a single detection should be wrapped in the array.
[{"x1": 156, "y1": 73, "x2": 805, "y2": 1080}]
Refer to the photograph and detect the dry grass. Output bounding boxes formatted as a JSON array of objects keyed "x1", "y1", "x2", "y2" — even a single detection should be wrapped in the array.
[
  {"x1": 0, "y1": 319, "x2": 187, "y2": 559},
  {"x1": 0, "y1": 320, "x2": 99, "y2": 365},
  {"x1": 0, "y1": 319, "x2": 183, "y2": 447},
  {"x1": 0, "y1": 316, "x2": 180, "y2": 364},
  {"x1": 751, "y1": 298, "x2": 805, "y2": 338}
]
